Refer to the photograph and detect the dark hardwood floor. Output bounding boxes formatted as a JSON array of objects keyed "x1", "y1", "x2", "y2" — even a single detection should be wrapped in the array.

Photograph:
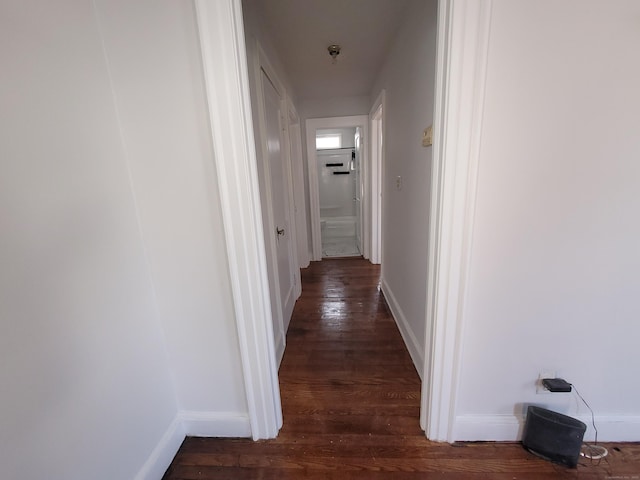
[{"x1": 163, "y1": 257, "x2": 640, "y2": 479}]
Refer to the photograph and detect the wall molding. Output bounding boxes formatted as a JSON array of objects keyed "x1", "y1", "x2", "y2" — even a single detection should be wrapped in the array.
[
  {"x1": 180, "y1": 410, "x2": 252, "y2": 438},
  {"x1": 368, "y1": 90, "x2": 385, "y2": 265},
  {"x1": 380, "y1": 279, "x2": 423, "y2": 380},
  {"x1": 454, "y1": 414, "x2": 640, "y2": 442},
  {"x1": 134, "y1": 415, "x2": 184, "y2": 480}
]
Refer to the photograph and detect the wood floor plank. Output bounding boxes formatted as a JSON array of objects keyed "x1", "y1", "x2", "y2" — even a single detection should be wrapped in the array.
[{"x1": 163, "y1": 258, "x2": 640, "y2": 479}]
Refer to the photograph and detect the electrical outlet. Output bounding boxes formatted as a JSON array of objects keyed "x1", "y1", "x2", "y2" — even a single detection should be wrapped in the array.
[
  {"x1": 536, "y1": 370, "x2": 556, "y2": 394},
  {"x1": 396, "y1": 176, "x2": 402, "y2": 190}
]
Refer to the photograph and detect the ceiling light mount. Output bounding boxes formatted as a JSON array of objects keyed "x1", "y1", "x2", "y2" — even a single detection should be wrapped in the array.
[{"x1": 327, "y1": 44, "x2": 341, "y2": 64}]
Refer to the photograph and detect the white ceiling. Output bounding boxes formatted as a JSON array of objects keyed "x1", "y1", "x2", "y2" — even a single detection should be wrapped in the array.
[{"x1": 251, "y1": 0, "x2": 410, "y2": 100}]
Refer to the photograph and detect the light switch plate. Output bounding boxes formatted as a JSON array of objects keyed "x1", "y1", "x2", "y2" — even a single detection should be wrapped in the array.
[{"x1": 422, "y1": 125, "x2": 433, "y2": 147}]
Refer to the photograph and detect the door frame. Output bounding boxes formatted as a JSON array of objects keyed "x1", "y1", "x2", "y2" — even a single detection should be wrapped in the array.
[
  {"x1": 420, "y1": 0, "x2": 492, "y2": 441},
  {"x1": 195, "y1": 0, "x2": 490, "y2": 442},
  {"x1": 194, "y1": 0, "x2": 282, "y2": 440},
  {"x1": 287, "y1": 101, "x2": 310, "y2": 269},
  {"x1": 306, "y1": 115, "x2": 369, "y2": 261},
  {"x1": 369, "y1": 91, "x2": 385, "y2": 265}
]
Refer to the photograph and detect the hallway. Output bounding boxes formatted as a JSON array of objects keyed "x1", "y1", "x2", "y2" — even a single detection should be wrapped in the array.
[
  {"x1": 279, "y1": 257, "x2": 420, "y2": 434},
  {"x1": 162, "y1": 258, "x2": 638, "y2": 479}
]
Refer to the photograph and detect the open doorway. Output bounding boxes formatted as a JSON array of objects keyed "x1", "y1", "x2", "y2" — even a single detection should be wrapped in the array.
[
  {"x1": 315, "y1": 127, "x2": 361, "y2": 258},
  {"x1": 306, "y1": 115, "x2": 374, "y2": 262},
  {"x1": 218, "y1": 0, "x2": 444, "y2": 442}
]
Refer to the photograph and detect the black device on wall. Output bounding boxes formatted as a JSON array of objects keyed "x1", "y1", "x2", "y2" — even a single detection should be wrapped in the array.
[{"x1": 522, "y1": 406, "x2": 586, "y2": 468}]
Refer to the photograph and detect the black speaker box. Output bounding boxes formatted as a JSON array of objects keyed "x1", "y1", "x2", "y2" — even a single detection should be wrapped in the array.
[{"x1": 522, "y1": 406, "x2": 586, "y2": 467}]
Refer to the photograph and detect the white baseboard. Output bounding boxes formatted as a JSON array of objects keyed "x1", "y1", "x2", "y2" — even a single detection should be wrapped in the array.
[
  {"x1": 380, "y1": 278, "x2": 424, "y2": 379},
  {"x1": 453, "y1": 414, "x2": 522, "y2": 441},
  {"x1": 580, "y1": 415, "x2": 640, "y2": 442},
  {"x1": 454, "y1": 414, "x2": 640, "y2": 442},
  {"x1": 180, "y1": 410, "x2": 252, "y2": 437},
  {"x1": 135, "y1": 410, "x2": 252, "y2": 479},
  {"x1": 135, "y1": 415, "x2": 185, "y2": 480}
]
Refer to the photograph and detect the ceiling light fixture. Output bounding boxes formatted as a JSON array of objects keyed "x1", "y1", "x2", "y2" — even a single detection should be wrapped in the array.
[{"x1": 327, "y1": 44, "x2": 341, "y2": 65}]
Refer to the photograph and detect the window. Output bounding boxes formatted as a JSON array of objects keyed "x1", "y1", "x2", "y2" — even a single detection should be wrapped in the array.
[{"x1": 316, "y1": 134, "x2": 341, "y2": 150}]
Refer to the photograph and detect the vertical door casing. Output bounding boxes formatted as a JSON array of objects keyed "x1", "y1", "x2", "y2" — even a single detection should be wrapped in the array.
[
  {"x1": 287, "y1": 106, "x2": 310, "y2": 269},
  {"x1": 354, "y1": 128, "x2": 363, "y2": 253}
]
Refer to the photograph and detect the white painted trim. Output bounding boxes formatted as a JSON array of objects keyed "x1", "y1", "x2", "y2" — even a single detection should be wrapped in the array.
[
  {"x1": 305, "y1": 115, "x2": 369, "y2": 261},
  {"x1": 454, "y1": 414, "x2": 640, "y2": 442},
  {"x1": 180, "y1": 411, "x2": 252, "y2": 438},
  {"x1": 454, "y1": 415, "x2": 522, "y2": 442},
  {"x1": 421, "y1": 0, "x2": 493, "y2": 442},
  {"x1": 194, "y1": 0, "x2": 282, "y2": 440},
  {"x1": 288, "y1": 101, "x2": 310, "y2": 269},
  {"x1": 134, "y1": 415, "x2": 184, "y2": 480},
  {"x1": 585, "y1": 416, "x2": 640, "y2": 442},
  {"x1": 380, "y1": 279, "x2": 423, "y2": 379},
  {"x1": 281, "y1": 96, "x2": 303, "y2": 297},
  {"x1": 369, "y1": 91, "x2": 385, "y2": 265}
]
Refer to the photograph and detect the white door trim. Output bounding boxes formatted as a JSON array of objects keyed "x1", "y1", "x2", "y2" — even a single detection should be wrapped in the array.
[
  {"x1": 287, "y1": 102, "x2": 310, "y2": 269},
  {"x1": 194, "y1": 0, "x2": 282, "y2": 440},
  {"x1": 421, "y1": 0, "x2": 493, "y2": 442},
  {"x1": 306, "y1": 115, "x2": 369, "y2": 261},
  {"x1": 369, "y1": 91, "x2": 385, "y2": 265}
]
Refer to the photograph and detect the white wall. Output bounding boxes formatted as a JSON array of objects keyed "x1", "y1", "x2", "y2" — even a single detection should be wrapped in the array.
[
  {"x1": 95, "y1": 0, "x2": 248, "y2": 420},
  {"x1": 370, "y1": 0, "x2": 438, "y2": 375},
  {"x1": 242, "y1": 0, "x2": 315, "y2": 267},
  {"x1": 0, "y1": 1, "x2": 251, "y2": 478},
  {"x1": 454, "y1": 0, "x2": 640, "y2": 441},
  {"x1": 299, "y1": 95, "x2": 371, "y2": 120},
  {"x1": 242, "y1": 0, "x2": 296, "y2": 100},
  {"x1": 0, "y1": 2, "x2": 178, "y2": 479}
]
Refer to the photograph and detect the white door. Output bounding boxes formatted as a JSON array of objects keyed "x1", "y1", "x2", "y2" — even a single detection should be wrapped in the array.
[{"x1": 261, "y1": 70, "x2": 297, "y2": 353}]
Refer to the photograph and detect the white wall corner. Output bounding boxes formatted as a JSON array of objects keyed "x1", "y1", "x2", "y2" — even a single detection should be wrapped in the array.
[
  {"x1": 180, "y1": 411, "x2": 252, "y2": 438},
  {"x1": 134, "y1": 415, "x2": 185, "y2": 480},
  {"x1": 380, "y1": 279, "x2": 424, "y2": 380},
  {"x1": 422, "y1": 0, "x2": 493, "y2": 441}
]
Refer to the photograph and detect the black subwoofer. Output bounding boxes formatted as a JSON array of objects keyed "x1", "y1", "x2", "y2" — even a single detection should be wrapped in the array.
[{"x1": 522, "y1": 406, "x2": 586, "y2": 467}]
